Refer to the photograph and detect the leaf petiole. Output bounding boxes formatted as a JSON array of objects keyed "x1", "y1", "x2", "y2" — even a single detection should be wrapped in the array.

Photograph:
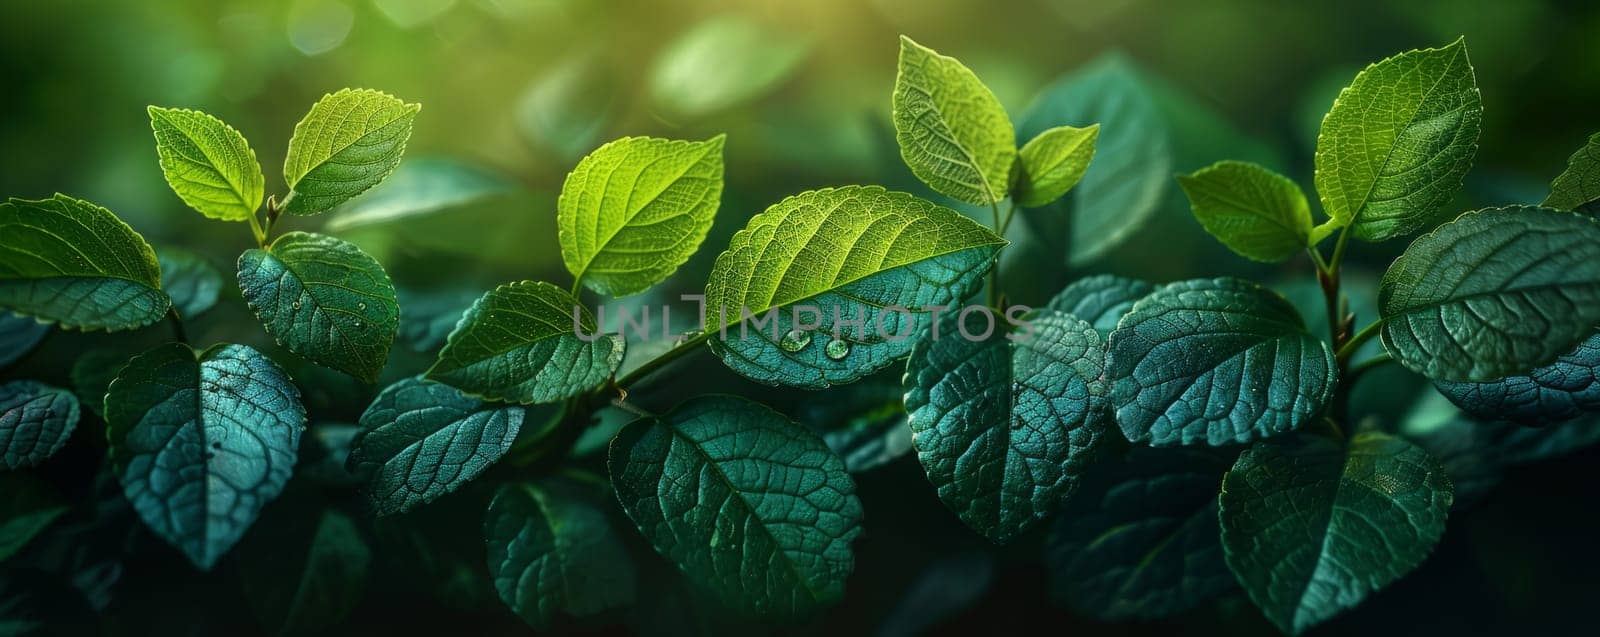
[{"x1": 1336, "y1": 320, "x2": 1383, "y2": 362}]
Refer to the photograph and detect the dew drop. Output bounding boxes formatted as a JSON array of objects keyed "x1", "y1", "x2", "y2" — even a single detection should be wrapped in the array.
[
  {"x1": 779, "y1": 329, "x2": 813, "y2": 353},
  {"x1": 824, "y1": 338, "x2": 850, "y2": 360}
]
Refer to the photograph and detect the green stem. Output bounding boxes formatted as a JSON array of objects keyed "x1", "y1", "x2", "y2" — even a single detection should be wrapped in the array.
[
  {"x1": 570, "y1": 276, "x2": 583, "y2": 299},
  {"x1": 245, "y1": 212, "x2": 267, "y2": 248},
  {"x1": 1346, "y1": 352, "x2": 1393, "y2": 382},
  {"x1": 1336, "y1": 320, "x2": 1383, "y2": 362},
  {"x1": 987, "y1": 201, "x2": 1003, "y2": 306},
  {"x1": 165, "y1": 307, "x2": 187, "y2": 343},
  {"x1": 998, "y1": 201, "x2": 1018, "y2": 236},
  {"x1": 615, "y1": 330, "x2": 713, "y2": 389}
]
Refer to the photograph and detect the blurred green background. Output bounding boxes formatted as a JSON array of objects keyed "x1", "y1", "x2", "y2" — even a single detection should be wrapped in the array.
[{"x1": 4, "y1": 0, "x2": 1600, "y2": 635}]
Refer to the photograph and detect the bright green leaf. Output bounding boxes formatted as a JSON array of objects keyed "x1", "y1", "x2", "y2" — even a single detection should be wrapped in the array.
[
  {"x1": 281, "y1": 88, "x2": 420, "y2": 215},
  {"x1": 158, "y1": 247, "x2": 222, "y2": 319},
  {"x1": 105, "y1": 342, "x2": 304, "y2": 570},
  {"x1": 559, "y1": 136, "x2": 725, "y2": 297},
  {"x1": 1015, "y1": 124, "x2": 1098, "y2": 208},
  {"x1": 705, "y1": 186, "x2": 1004, "y2": 388},
  {"x1": 1379, "y1": 206, "x2": 1600, "y2": 381},
  {"x1": 1313, "y1": 38, "x2": 1481, "y2": 241},
  {"x1": 1108, "y1": 278, "x2": 1337, "y2": 446},
  {"x1": 609, "y1": 395, "x2": 863, "y2": 618},
  {"x1": 1544, "y1": 132, "x2": 1600, "y2": 212},
  {"x1": 426, "y1": 281, "x2": 623, "y2": 404},
  {"x1": 904, "y1": 310, "x2": 1110, "y2": 542},
  {"x1": 893, "y1": 36, "x2": 1016, "y2": 205},
  {"x1": 0, "y1": 380, "x2": 79, "y2": 470},
  {"x1": 238, "y1": 509, "x2": 371, "y2": 636},
  {"x1": 1177, "y1": 160, "x2": 1312, "y2": 262},
  {"x1": 0, "y1": 313, "x2": 49, "y2": 368},
  {"x1": 148, "y1": 106, "x2": 264, "y2": 222},
  {"x1": 1045, "y1": 274, "x2": 1154, "y2": 336},
  {"x1": 0, "y1": 472, "x2": 67, "y2": 562},
  {"x1": 325, "y1": 158, "x2": 514, "y2": 232},
  {"x1": 0, "y1": 194, "x2": 169, "y2": 331},
  {"x1": 485, "y1": 480, "x2": 637, "y2": 629},
  {"x1": 1219, "y1": 432, "x2": 1452, "y2": 635},
  {"x1": 348, "y1": 376, "x2": 524, "y2": 515},
  {"x1": 238, "y1": 231, "x2": 399, "y2": 383}
]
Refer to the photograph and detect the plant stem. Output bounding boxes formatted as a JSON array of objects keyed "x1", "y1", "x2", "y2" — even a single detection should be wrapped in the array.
[
  {"x1": 165, "y1": 307, "x2": 187, "y2": 343},
  {"x1": 570, "y1": 276, "x2": 583, "y2": 299},
  {"x1": 615, "y1": 329, "x2": 713, "y2": 389},
  {"x1": 245, "y1": 212, "x2": 267, "y2": 248},
  {"x1": 987, "y1": 201, "x2": 1003, "y2": 306},
  {"x1": 998, "y1": 201, "x2": 1018, "y2": 235},
  {"x1": 1346, "y1": 352, "x2": 1393, "y2": 382},
  {"x1": 1336, "y1": 320, "x2": 1383, "y2": 362}
]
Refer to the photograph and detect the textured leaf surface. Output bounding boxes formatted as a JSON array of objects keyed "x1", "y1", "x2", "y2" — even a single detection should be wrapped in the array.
[
  {"x1": 1178, "y1": 160, "x2": 1311, "y2": 262},
  {"x1": 0, "y1": 472, "x2": 67, "y2": 562},
  {"x1": 1046, "y1": 447, "x2": 1236, "y2": 621},
  {"x1": 238, "y1": 231, "x2": 399, "y2": 382},
  {"x1": 158, "y1": 248, "x2": 222, "y2": 318},
  {"x1": 1219, "y1": 432, "x2": 1452, "y2": 634},
  {"x1": 705, "y1": 186, "x2": 1003, "y2": 388},
  {"x1": 0, "y1": 313, "x2": 50, "y2": 368},
  {"x1": 1544, "y1": 132, "x2": 1600, "y2": 212},
  {"x1": 1018, "y1": 55, "x2": 1171, "y2": 265},
  {"x1": 0, "y1": 381, "x2": 79, "y2": 469},
  {"x1": 1046, "y1": 275, "x2": 1154, "y2": 336},
  {"x1": 485, "y1": 481, "x2": 636, "y2": 629},
  {"x1": 1109, "y1": 278, "x2": 1337, "y2": 446},
  {"x1": 0, "y1": 194, "x2": 168, "y2": 331},
  {"x1": 426, "y1": 281, "x2": 623, "y2": 404},
  {"x1": 239, "y1": 509, "x2": 371, "y2": 636},
  {"x1": 1433, "y1": 331, "x2": 1600, "y2": 425},
  {"x1": 105, "y1": 342, "x2": 305, "y2": 569},
  {"x1": 558, "y1": 136, "x2": 725, "y2": 296},
  {"x1": 1313, "y1": 38, "x2": 1481, "y2": 241},
  {"x1": 609, "y1": 395, "x2": 863, "y2": 617},
  {"x1": 148, "y1": 106, "x2": 264, "y2": 221},
  {"x1": 796, "y1": 374, "x2": 912, "y2": 473},
  {"x1": 282, "y1": 89, "x2": 420, "y2": 215},
  {"x1": 1015, "y1": 124, "x2": 1098, "y2": 208},
  {"x1": 904, "y1": 310, "x2": 1109, "y2": 542},
  {"x1": 348, "y1": 377, "x2": 524, "y2": 515},
  {"x1": 326, "y1": 158, "x2": 514, "y2": 231},
  {"x1": 893, "y1": 36, "x2": 1015, "y2": 205},
  {"x1": 1379, "y1": 207, "x2": 1600, "y2": 381}
]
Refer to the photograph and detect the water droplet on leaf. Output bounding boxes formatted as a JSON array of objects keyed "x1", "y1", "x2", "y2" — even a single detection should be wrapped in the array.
[
  {"x1": 825, "y1": 338, "x2": 850, "y2": 360},
  {"x1": 779, "y1": 329, "x2": 813, "y2": 352}
]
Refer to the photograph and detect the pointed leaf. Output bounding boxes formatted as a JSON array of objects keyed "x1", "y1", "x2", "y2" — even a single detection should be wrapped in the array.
[
  {"x1": 1379, "y1": 207, "x2": 1600, "y2": 381},
  {"x1": 1433, "y1": 330, "x2": 1600, "y2": 425},
  {"x1": 485, "y1": 481, "x2": 637, "y2": 629},
  {"x1": 148, "y1": 106, "x2": 264, "y2": 222},
  {"x1": 326, "y1": 158, "x2": 514, "y2": 231},
  {"x1": 705, "y1": 186, "x2": 1004, "y2": 388},
  {"x1": 1109, "y1": 278, "x2": 1337, "y2": 446},
  {"x1": 1178, "y1": 160, "x2": 1312, "y2": 262},
  {"x1": 105, "y1": 342, "x2": 305, "y2": 569},
  {"x1": 238, "y1": 509, "x2": 371, "y2": 636},
  {"x1": 158, "y1": 248, "x2": 223, "y2": 319},
  {"x1": 0, "y1": 313, "x2": 49, "y2": 368},
  {"x1": 609, "y1": 395, "x2": 863, "y2": 618},
  {"x1": 1544, "y1": 132, "x2": 1600, "y2": 212},
  {"x1": 0, "y1": 381, "x2": 79, "y2": 470},
  {"x1": 0, "y1": 194, "x2": 169, "y2": 331},
  {"x1": 893, "y1": 36, "x2": 1015, "y2": 205},
  {"x1": 282, "y1": 89, "x2": 420, "y2": 215},
  {"x1": 1014, "y1": 124, "x2": 1098, "y2": 208},
  {"x1": 1046, "y1": 274, "x2": 1154, "y2": 336}
]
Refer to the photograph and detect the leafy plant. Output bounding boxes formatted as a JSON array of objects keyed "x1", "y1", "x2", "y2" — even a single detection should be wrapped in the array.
[{"x1": 3, "y1": 34, "x2": 1599, "y2": 637}]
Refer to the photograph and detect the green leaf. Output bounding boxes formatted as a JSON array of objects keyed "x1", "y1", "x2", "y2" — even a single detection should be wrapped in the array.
[
  {"x1": 326, "y1": 158, "x2": 515, "y2": 232},
  {"x1": 1046, "y1": 274, "x2": 1154, "y2": 336},
  {"x1": 558, "y1": 136, "x2": 725, "y2": 297},
  {"x1": 516, "y1": 55, "x2": 618, "y2": 161},
  {"x1": 1544, "y1": 132, "x2": 1600, "y2": 212},
  {"x1": 0, "y1": 381, "x2": 79, "y2": 470},
  {"x1": 396, "y1": 286, "x2": 479, "y2": 353},
  {"x1": 238, "y1": 509, "x2": 371, "y2": 636},
  {"x1": 485, "y1": 480, "x2": 637, "y2": 629},
  {"x1": 0, "y1": 194, "x2": 169, "y2": 331},
  {"x1": 1108, "y1": 278, "x2": 1337, "y2": 446},
  {"x1": 0, "y1": 313, "x2": 49, "y2": 368},
  {"x1": 893, "y1": 36, "x2": 1016, "y2": 205},
  {"x1": 1219, "y1": 432, "x2": 1452, "y2": 634},
  {"x1": 904, "y1": 310, "x2": 1110, "y2": 542},
  {"x1": 1014, "y1": 124, "x2": 1098, "y2": 208},
  {"x1": 105, "y1": 342, "x2": 305, "y2": 570},
  {"x1": 705, "y1": 186, "x2": 1004, "y2": 388},
  {"x1": 300, "y1": 422, "x2": 362, "y2": 487},
  {"x1": 1046, "y1": 447, "x2": 1236, "y2": 621},
  {"x1": 1018, "y1": 54, "x2": 1172, "y2": 266},
  {"x1": 1433, "y1": 330, "x2": 1600, "y2": 426},
  {"x1": 281, "y1": 88, "x2": 420, "y2": 215},
  {"x1": 1379, "y1": 206, "x2": 1600, "y2": 381},
  {"x1": 238, "y1": 231, "x2": 399, "y2": 383},
  {"x1": 147, "y1": 106, "x2": 264, "y2": 222},
  {"x1": 0, "y1": 472, "x2": 67, "y2": 562},
  {"x1": 609, "y1": 395, "x2": 863, "y2": 618},
  {"x1": 1177, "y1": 160, "x2": 1312, "y2": 262},
  {"x1": 70, "y1": 350, "x2": 131, "y2": 419},
  {"x1": 796, "y1": 374, "x2": 912, "y2": 473},
  {"x1": 426, "y1": 281, "x2": 623, "y2": 404},
  {"x1": 649, "y1": 16, "x2": 811, "y2": 118},
  {"x1": 158, "y1": 248, "x2": 222, "y2": 319},
  {"x1": 1313, "y1": 38, "x2": 1482, "y2": 241},
  {"x1": 348, "y1": 377, "x2": 524, "y2": 515}
]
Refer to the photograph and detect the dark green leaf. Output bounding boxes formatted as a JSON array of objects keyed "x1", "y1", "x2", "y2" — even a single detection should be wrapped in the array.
[
  {"x1": 326, "y1": 158, "x2": 514, "y2": 231},
  {"x1": 299, "y1": 422, "x2": 362, "y2": 487},
  {"x1": 396, "y1": 287, "x2": 479, "y2": 353},
  {"x1": 485, "y1": 481, "x2": 636, "y2": 629},
  {"x1": 0, "y1": 381, "x2": 79, "y2": 470},
  {"x1": 148, "y1": 106, "x2": 264, "y2": 222},
  {"x1": 105, "y1": 342, "x2": 305, "y2": 569},
  {"x1": 1045, "y1": 274, "x2": 1154, "y2": 336},
  {"x1": 70, "y1": 350, "x2": 132, "y2": 418},
  {"x1": 158, "y1": 247, "x2": 222, "y2": 319},
  {"x1": 893, "y1": 36, "x2": 1015, "y2": 205},
  {"x1": 0, "y1": 313, "x2": 50, "y2": 368},
  {"x1": 877, "y1": 553, "x2": 993, "y2": 637},
  {"x1": 609, "y1": 395, "x2": 863, "y2": 618},
  {"x1": 0, "y1": 194, "x2": 169, "y2": 331},
  {"x1": 0, "y1": 472, "x2": 68, "y2": 562},
  {"x1": 1543, "y1": 131, "x2": 1600, "y2": 213},
  {"x1": 796, "y1": 375, "x2": 912, "y2": 473},
  {"x1": 1434, "y1": 331, "x2": 1600, "y2": 425},
  {"x1": 1177, "y1": 160, "x2": 1312, "y2": 262},
  {"x1": 281, "y1": 88, "x2": 420, "y2": 216},
  {"x1": 239, "y1": 509, "x2": 371, "y2": 636}
]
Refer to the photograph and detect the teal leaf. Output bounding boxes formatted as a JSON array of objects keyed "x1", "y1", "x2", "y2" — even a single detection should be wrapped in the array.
[
  {"x1": 426, "y1": 281, "x2": 623, "y2": 404},
  {"x1": 396, "y1": 286, "x2": 478, "y2": 353},
  {"x1": 1544, "y1": 132, "x2": 1600, "y2": 212},
  {"x1": 148, "y1": 106, "x2": 265, "y2": 222},
  {"x1": 893, "y1": 36, "x2": 1016, "y2": 205},
  {"x1": 348, "y1": 377, "x2": 523, "y2": 515},
  {"x1": 1109, "y1": 278, "x2": 1337, "y2": 446},
  {"x1": 105, "y1": 342, "x2": 305, "y2": 570},
  {"x1": 609, "y1": 395, "x2": 863, "y2": 618},
  {"x1": 705, "y1": 186, "x2": 1005, "y2": 388},
  {"x1": 904, "y1": 310, "x2": 1110, "y2": 542},
  {"x1": 1015, "y1": 124, "x2": 1099, "y2": 208},
  {"x1": 0, "y1": 194, "x2": 169, "y2": 331},
  {"x1": 0, "y1": 472, "x2": 68, "y2": 562},
  {"x1": 70, "y1": 350, "x2": 132, "y2": 418},
  {"x1": 1433, "y1": 331, "x2": 1600, "y2": 426},
  {"x1": 238, "y1": 231, "x2": 399, "y2": 383},
  {"x1": 281, "y1": 89, "x2": 420, "y2": 215},
  {"x1": 1177, "y1": 160, "x2": 1312, "y2": 263},
  {"x1": 1045, "y1": 274, "x2": 1154, "y2": 336},
  {"x1": 1379, "y1": 207, "x2": 1600, "y2": 381},
  {"x1": 1219, "y1": 432, "x2": 1452, "y2": 634},
  {"x1": 1046, "y1": 447, "x2": 1236, "y2": 621},
  {"x1": 796, "y1": 374, "x2": 912, "y2": 473},
  {"x1": 1018, "y1": 54, "x2": 1172, "y2": 266},
  {"x1": 1313, "y1": 38, "x2": 1482, "y2": 241},
  {"x1": 158, "y1": 247, "x2": 223, "y2": 319},
  {"x1": 238, "y1": 509, "x2": 371, "y2": 636},
  {"x1": 326, "y1": 158, "x2": 514, "y2": 231},
  {"x1": 558, "y1": 136, "x2": 725, "y2": 297},
  {"x1": 0, "y1": 313, "x2": 50, "y2": 368},
  {"x1": 300, "y1": 422, "x2": 362, "y2": 488},
  {"x1": 0, "y1": 381, "x2": 79, "y2": 470},
  {"x1": 485, "y1": 480, "x2": 637, "y2": 629},
  {"x1": 649, "y1": 16, "x2": 811, "y2": 118}
]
